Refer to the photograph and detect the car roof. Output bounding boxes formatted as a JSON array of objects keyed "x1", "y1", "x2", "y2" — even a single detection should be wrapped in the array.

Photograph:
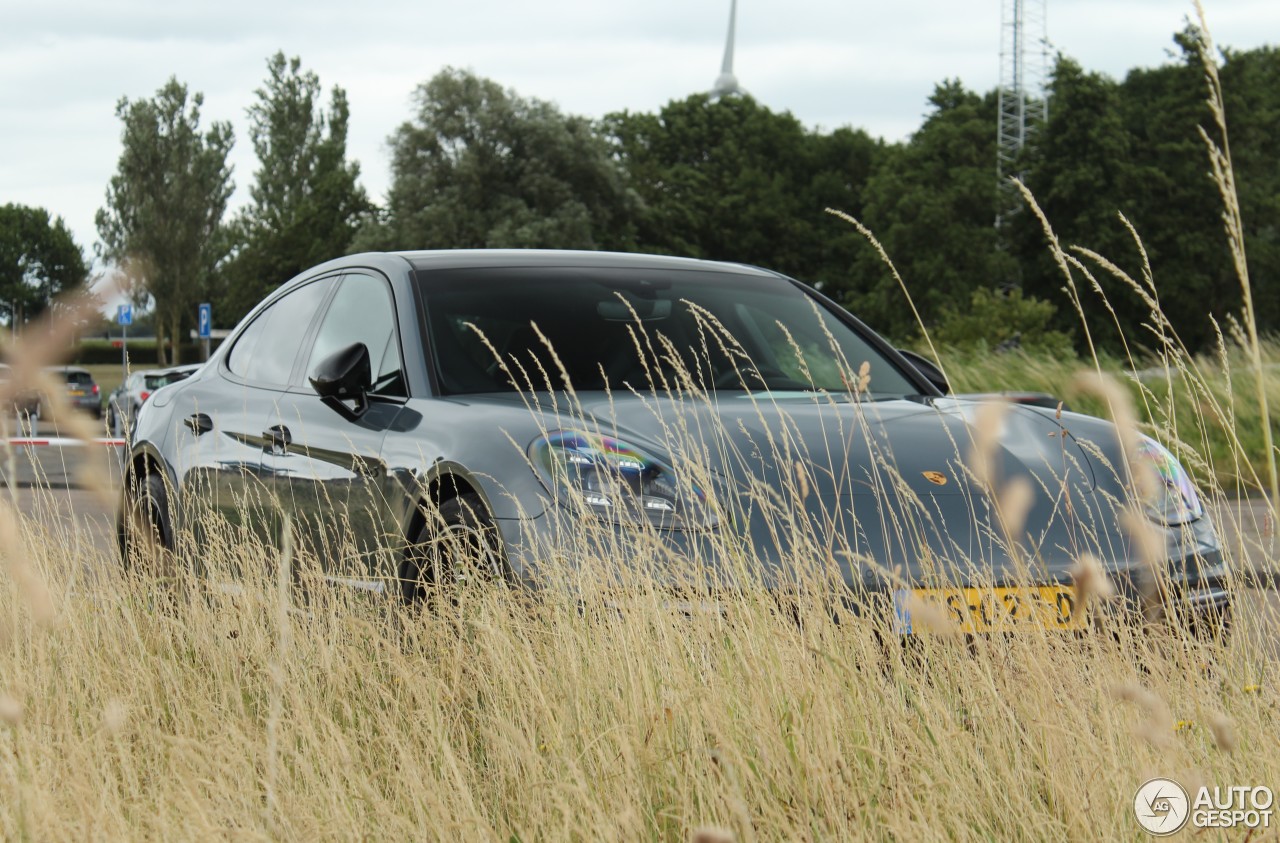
[
  {"x1": 392, "y1": 249, "x2": 781, "y2": 278},
  {"x1": 262, "y1": 250, "x2": 792, "y2": 321},
  {"x1": 44, "y1": 365, "x2": 91, "y2": 375}
]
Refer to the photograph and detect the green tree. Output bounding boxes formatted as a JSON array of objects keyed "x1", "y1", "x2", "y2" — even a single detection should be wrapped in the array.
[
  {"x1": 1115, "y1": 37, "x2": 1229, "y2": 354},
  {"x1": 360, "y1": 68, "x2": 633, "y2": 251},
  {"x1": 1009, "y1": 57, "x2": 1143, "y2": 351},
  {"x1": 1219, "y1": 44, "x2": 1280, "y2": 335},
  {"x1": 219, "y1": 53, "x2": 371, "y2": 323},
  {"x1": 605, "y1": 95, "x2": 880, "y2": 296},
  {"x1": 849, "y1": 81, "x2": 1014, "y2": 340},
  {"x1": 0, "y1": 204, "x2": 87, "y2": 326},
  {"x1": 96, "y1": 78, "x2": 234, "y2": 365},
  {"x1": 1013, "y1": 38, "x2": 1280, "y2": 355}
]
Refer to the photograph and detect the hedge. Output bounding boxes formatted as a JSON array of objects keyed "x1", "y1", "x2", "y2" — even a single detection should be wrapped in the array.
[{"x1": 72, "y1": 340, "x2": 222, "y2": 366}]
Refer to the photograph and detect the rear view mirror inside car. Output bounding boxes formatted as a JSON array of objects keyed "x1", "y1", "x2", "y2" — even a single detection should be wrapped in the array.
[{"x1": 597, "y1": 298, "x2": 672, "y2": 322}]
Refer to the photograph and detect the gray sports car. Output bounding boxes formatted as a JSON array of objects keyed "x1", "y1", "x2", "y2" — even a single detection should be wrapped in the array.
[{"x1": 119, "y1": 250, "x2": 1227, "y2": 633}]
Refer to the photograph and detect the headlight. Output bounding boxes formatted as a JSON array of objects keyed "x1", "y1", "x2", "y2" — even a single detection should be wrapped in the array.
[
  {"x1": 1135, "y1": 435, "x2": 1204, "y2": 525},
  {"x1": 529, "y1": 430, "x2": 718, "y2": 530}
]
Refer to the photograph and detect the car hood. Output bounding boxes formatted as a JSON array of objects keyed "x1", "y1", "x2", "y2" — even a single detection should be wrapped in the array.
[
  {"x1": 478, "y1": 391, "x2": 1111, "y2": 580},
  {"x1": 449, "y1": 391, "x2": 1195, "y2": 585},
  {"x1": 571, "y1": 392, "x2": 1095, "y2": 500}
]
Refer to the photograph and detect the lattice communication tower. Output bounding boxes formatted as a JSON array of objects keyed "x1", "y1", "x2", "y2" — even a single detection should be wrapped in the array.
[{"x1": 996, "y1": 0, "x2": 1050, "y2": 226}]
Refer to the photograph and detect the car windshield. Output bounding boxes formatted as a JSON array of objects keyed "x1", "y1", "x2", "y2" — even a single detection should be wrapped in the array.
[{"x1": 418, "y1": 267, "x2": 917, "y2": 397}]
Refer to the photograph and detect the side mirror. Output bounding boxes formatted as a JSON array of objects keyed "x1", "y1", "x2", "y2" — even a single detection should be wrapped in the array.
[
  {"x1": 898, "y1": 349, "x2": 950, "y2": 395},
  {"x1": 309, "y1": 342, "x2": 372, "y2": 421}
]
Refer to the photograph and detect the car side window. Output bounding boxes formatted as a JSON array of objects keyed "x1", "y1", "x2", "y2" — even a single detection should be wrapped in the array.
[
  {"x1": 305, "y1": 273, "x2": 405, "y2": 397},
  {"x1": 226, "y1": 278, "x2": 334, "y2": 386}
]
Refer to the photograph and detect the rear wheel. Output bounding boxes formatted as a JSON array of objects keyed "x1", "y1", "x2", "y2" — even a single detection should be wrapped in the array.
[
  {"x1": 400, "y1": 493, "x2": 505, "y2": 604},
  {"x1": 118, "y1": 467, "x2": 178, "y2": 582}
]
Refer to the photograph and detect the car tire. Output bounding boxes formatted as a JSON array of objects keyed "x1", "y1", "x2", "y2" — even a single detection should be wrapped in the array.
[
  {"x1": 118, "y1": 465, "x2": 177, "y2": 582},
  {"x1": 400, "y1": 493, "x2": 505, "y2": 604},
  {"x1": 108, "y1": 406, "x2": 120, "y2": 438}
]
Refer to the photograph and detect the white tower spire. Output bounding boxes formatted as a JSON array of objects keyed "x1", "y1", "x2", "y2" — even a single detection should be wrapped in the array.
[{"x1": 711, "y1": 0, "x2": 745, "y2": 98}]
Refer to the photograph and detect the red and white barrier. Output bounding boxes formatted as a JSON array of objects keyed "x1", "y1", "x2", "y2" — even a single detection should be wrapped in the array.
[{"x1": 6, "y1": 437, "x2": 127, "y2": 447}]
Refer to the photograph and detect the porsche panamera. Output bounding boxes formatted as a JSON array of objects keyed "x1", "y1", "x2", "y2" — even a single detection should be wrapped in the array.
[{"x1": 117, "y1": 250, "x2": 1229, "y2": 633}]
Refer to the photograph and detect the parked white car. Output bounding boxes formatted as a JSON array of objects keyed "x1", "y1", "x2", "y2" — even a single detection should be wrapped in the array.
[{"x1": 107, "y1": 365, "x2": 200, "y2": 436}]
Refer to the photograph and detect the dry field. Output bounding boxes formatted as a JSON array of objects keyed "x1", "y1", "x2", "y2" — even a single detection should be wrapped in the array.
[{"x1": 1, "y1": 477, "x2": 1277, "y2": 840}]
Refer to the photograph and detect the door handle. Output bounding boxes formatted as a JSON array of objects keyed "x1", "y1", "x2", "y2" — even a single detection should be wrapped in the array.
[
  {"x1": 263, "y1": 424, "x2": 292, "y2": 453},
  {"x1": 185, "y1": 413, "x2": 213, "y2": 435}
]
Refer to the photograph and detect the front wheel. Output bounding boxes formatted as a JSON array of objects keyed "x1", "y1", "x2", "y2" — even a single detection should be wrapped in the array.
[{"x1": 400, "y1": 493, "x2": 505, "y2": 604}]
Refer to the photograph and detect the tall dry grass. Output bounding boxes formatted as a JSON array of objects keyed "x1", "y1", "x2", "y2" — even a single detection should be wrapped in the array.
[{"x1": 1, "y1": 512, "x2": 1277, "y2": 841}]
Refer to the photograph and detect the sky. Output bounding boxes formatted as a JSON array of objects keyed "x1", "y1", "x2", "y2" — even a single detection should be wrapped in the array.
[{"x1": 2, "y1": 0, "x2": 1277, "y2": 267}]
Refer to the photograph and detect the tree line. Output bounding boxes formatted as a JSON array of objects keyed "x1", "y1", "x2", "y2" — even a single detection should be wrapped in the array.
[{"x1": 3, "y1": 29, "x2": 1277, "y2": 363}]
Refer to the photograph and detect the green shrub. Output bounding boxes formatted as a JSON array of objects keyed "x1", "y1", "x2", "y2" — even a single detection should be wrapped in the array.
[{"x1": 929, "y1": 287, "x2": 1075, "y2": 358}]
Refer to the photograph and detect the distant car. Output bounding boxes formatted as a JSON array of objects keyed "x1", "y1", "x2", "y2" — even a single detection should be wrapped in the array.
[
  {"x1": 108, "y1": 365, "x2": 200, "y2": 436},
  {"x1": 0, "y1": 363, "x2": 40, "y2": 418},
  {"x1": 43, "y1": 366, "x2": 102, "y2": 419}
]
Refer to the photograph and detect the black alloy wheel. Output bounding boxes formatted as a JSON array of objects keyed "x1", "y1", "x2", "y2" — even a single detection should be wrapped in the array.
[
  {"x1": 400, "y1": 493, "x2": 505, "y2": 605},
  {"x1": 118, "y1": 467, "x2": 177, "y2": 582}
]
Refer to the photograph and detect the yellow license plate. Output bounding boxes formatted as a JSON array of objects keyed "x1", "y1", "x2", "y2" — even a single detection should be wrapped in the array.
[
  {"x1": 68, "y1": 389, "x2": 85, "y2": 397},
  {"x1": 893, "y1": 585, "x2": 1084, "y2": 634}
]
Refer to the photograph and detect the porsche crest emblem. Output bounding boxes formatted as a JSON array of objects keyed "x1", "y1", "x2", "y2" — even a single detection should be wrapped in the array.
[{"x1": 922, "y1": 471, "x2": 948, "y2": 486}]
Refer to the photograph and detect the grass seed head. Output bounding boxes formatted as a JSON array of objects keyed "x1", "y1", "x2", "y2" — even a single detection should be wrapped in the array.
[
  {"x1": 793, "y1": 460, "x2": 810, "y2": 501},
  {"x1": 968, "y1": 400, "x2": 1009, "y2": 489},
  {"x1": 0, "y1": 693, "x2": 22, "y2": 727},
  {"x1": 998, "y1": 475, "x2": 1035, "y2": 538},
  {"x1": 693, "y1": 827, "x2": 735, "y2": 843},
  {"x1": 102, "y1": 699, "x2": 128, "y2": 735},
  {"x1": 1208, "y1": 711, "x2": 1237, "y2": 753},
  {"x1": 1069, "y1": 553, "x2": 1117, "y2": 620},
  {"x1": 905, "y1": 592, "x2": 961, "y2": 637},
  {"x1": 1112, "y1": 682, "x2": 1175, "y2": 748}
]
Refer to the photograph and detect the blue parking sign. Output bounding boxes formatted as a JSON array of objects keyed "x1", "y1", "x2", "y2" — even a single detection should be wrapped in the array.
[
  {"x1": 198, "y1": 302, "x2": 212, "y2": 339},
  {"x1": 117, "y1": 304, "x2": 132, "y2": 326}
]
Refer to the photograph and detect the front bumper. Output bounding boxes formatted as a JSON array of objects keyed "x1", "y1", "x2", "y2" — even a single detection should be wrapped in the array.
[{"x1": 497, "y1": 497, "x2": 1233, "y2": 632}]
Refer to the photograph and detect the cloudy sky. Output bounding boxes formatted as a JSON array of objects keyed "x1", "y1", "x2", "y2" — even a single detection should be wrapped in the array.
[{"x1": 2, "y1": 0, "x2": 1276, "y2": 263}]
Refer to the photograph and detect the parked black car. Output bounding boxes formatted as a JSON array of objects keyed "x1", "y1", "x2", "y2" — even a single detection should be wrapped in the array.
[{"x1": 119, "y1": 251, "x2": 1227, "y2": 632}]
